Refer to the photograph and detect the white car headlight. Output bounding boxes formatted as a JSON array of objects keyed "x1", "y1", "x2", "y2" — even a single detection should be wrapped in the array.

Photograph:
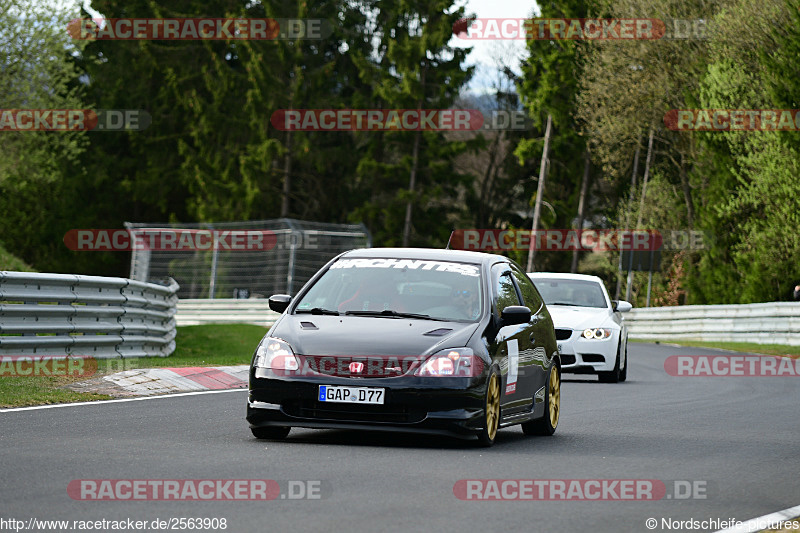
[
  {"x1": 254, "y1": 337, "x2": 299, "y2": 370},
  {"x1": 582, "y1": 328, "x2": 612, "y2": 340}
]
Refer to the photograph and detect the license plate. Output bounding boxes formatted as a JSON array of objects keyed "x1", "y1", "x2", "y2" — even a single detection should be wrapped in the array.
[{"x1": 318, "y1": 385, "x2": 385, "y2": 405}]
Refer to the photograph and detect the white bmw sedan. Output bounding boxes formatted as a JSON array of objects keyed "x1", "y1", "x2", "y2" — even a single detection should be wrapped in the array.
[{"x1": 528, "y1": 273, "x2": 632, "y2": 383}]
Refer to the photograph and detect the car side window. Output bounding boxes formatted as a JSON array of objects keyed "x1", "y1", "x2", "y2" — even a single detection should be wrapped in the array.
[
  {"x1": 510, "y1": 267, "x2": 543, "y2": 312},
  {"x1": 495, "y1": 269, "x2": 521, "y2": 314}
]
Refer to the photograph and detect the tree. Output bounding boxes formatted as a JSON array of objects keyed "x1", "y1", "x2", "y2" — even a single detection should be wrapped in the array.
[
  {"x1": 516, "y1": 0, "x2": 594, "y2": 274},
  {"x1": 0, "y1": 0, "x2": 96, "y2": 272},
  {"x1": 348, "y1": 0, "x2": 474, "y2": 247}
]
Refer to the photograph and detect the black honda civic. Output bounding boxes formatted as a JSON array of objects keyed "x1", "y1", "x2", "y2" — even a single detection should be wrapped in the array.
[{"x1": 247, "y1": 248, "x2": 561, "y2": 446}]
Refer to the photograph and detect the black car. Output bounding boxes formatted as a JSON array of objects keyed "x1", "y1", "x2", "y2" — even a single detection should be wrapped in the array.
[{"x1": 247, "y1": 248, "x2": 561, "y2": 446}]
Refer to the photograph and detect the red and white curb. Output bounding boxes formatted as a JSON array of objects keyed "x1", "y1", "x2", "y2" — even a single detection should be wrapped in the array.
[{"x1": 102, "y1": 365, "x2": 249, "y2": 396}]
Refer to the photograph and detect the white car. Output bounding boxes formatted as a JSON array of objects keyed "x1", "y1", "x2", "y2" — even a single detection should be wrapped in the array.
[{"x1": 528, "y1": 273, "x2": 632, "y2": 383}]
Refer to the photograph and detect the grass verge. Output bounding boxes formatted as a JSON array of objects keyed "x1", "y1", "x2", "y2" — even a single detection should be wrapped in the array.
[
  {"x1": 0, "y1": 324, "x2": 267, "y2": 408},
  {"x1": 0, "y1": 242, "x2": 36, "y2": 272},
  {"x1": 630, "y1": 339, "x2": 800, "y2": 356}
]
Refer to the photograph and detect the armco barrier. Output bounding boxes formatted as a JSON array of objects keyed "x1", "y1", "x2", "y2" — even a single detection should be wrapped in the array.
[
  {"x1": 626, "y1": 302, "x2": 800, "y2": 346},
  {"x1": 0, "y1": 272, "x2": 179, "y2": 358},
  {"x1": 173, "y1": 298, "x2": 800, "y2": 347},
  {"x1": 176, "y1": 299, "x2": 279, "y2": 328}
]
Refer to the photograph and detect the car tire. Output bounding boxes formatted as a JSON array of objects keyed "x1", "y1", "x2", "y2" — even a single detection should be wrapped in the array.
[
  {"x1": 598, "y1": 343, "x2": 621, "y2": 383},
  {"x1": 476, "y1": 370, "x2": 501, "y2": 447},
  {"x1": 251, "y1": 426, "x2": 291, "y2": 440},
  {"x1": 619, "y1": 338, "x2": 628, "y2": 382},
  {"x1": 522, "y1": 363, "x2": 560, "y2": 436}
]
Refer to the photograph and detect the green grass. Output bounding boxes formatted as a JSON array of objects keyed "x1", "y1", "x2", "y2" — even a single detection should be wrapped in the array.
[
  {"x1": 631, "y1": 338, "x2": 800, "y2": 356},
  {"x1": 0, "y1": 324, "x2": 268, "y2": 408},
  {"x1": 0, "y1": 241, "x2": 36, "y2": 272},
  {"x1": 113, "y1": 324, "x2": 268, "y2": 370},
  {"x1": 0, "y1": 376, "x2": 111, "y2": 408}
]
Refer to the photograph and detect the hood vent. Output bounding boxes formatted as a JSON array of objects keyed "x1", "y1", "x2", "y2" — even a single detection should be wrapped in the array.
[
  {"x1": 300, "y1": 321, "x2": 318, "y2": 330},
  {"x1": 423, "y1": 328, "x2": 452, "y2": 337}
]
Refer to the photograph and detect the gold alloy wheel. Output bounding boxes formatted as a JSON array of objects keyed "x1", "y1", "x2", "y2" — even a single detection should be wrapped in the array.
[
  {"x1": 549, "y1": 366, "x2": 560, "y2": 429},
  {"x1": 485, "y1": 373, "x2": 500, "y2": 440}
]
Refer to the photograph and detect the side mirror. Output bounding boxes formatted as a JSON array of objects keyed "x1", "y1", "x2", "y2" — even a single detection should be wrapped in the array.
[
  {"x1": 500, "y1": 305, "x2": 532, "y2": 327},
  {"x1": 268, "y1": 294, "x2": 292, "y2": 313},
  {"x1": 613, "y1": 300, "x2": 633, "y2": 313}
]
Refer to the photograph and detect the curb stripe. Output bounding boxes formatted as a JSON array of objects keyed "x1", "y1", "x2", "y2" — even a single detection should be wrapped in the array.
[
  {"x1": 0, "y1": 388, "x2": 248, "y2": 413},
  {"x1": 172, "y1": 367, "x2": 246, "y2": 389},
  {"x1": 715, "y1": 504, "x2": 800, "y2": 533}
]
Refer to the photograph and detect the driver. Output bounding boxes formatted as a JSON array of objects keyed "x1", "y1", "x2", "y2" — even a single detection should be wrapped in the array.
[{"x1": 451, "y1": 287, "x2": 480, "y2": 319}]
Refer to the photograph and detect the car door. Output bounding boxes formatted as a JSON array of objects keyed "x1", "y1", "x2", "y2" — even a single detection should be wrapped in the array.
[
  {"x1": 490, "y1": 263, "x2": 534, "y2": 415},
  {"x1": 509, "y1": 266, "x2": 555, "y2": 401}
]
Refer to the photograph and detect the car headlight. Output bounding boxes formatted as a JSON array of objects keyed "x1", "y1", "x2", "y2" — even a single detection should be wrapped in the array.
[
  {"x1": 582, "y1": 328, "x2": 612, "y2": 340},
  {"x1": 415, "y1": 348, "x2": 484, "y2": 377},
  {"x1": 254, "y1": 337, "x2": 300, "y2": 371}
]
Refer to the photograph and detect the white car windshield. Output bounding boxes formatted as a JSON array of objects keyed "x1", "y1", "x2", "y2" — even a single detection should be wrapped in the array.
[
  {"x1": 294, "y1": 258, "x2": 484, "y2": 322},
  {"x1": 532, "y1": 278, "x2": 608, "y2": 308}
]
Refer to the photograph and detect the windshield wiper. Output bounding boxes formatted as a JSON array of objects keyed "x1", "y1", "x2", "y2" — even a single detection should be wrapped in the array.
[
  {"x1": 546, "y1": 302, "x2": 579, "y2": 306},
  {"x1": 344, "y1": 310, "x2": 445, "y2": 321},
  {"x1": 296, "y1": 307, "x2": 340, "y2": 316}
]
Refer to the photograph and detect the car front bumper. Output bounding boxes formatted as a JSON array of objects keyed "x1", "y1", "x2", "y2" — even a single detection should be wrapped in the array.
[
  {"x1": 247, "y1": 369, "x2": 488, "y2": 439},
  {"x1": 555, "y1": 331, "x2": 618, "y2": 373}
]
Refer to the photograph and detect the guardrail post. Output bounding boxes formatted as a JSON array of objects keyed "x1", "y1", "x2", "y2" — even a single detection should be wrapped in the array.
[{"x1": 209, "y1": 227, "x2": 218, "y2": 299}]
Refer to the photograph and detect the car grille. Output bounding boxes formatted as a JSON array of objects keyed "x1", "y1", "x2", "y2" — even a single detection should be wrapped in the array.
[
  {"x1": 560, "y1": 354, "x2": 576, "y2": 366},
  {"x1": 582, "y1": 353, "x2": 605, "y2": 363},
  {"x1": 283, "y1": 400, "x2": 425, "y2": 424},
  {"x1": 555, "y1": 329, "x2": 573, "y2": 340}
]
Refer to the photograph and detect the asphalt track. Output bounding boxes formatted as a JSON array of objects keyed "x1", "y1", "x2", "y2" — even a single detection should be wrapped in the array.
[{"x1": 1, "y1": 343, "x2": 798, "y2": 533}]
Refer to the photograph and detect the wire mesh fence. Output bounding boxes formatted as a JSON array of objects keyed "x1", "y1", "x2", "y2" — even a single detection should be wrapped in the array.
[{"x1": 126, "y1": 219, "x2": 371, "y2": 299}]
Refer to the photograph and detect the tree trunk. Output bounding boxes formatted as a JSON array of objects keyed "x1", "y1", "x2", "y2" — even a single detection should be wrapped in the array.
[
  {"x1": 281, "y1": 129, "x2": 292, "y2": 217},
  {"x1": 571, "y1": 151, "x2": 591, "y2": 273},
  {"x1": 626, "y1": 127, "x2": 655, "y2": 302},
  {"x1": 402, "y1": 130, "x2": 421, "y2": 246},
  {"x1": 679, "y1": 152, "x2": 695, "y2": 229},
  {"x1": 402, "y1": 67, "x2": 426, "y2": 247},
  {"x1": 636, "y1": 127, "x2": 655, "y2": 228},
  {"x1": 615, "y1": 134, "x2": 642, "y2": 299},
  {"x1": 526, "y1": 114, "x2": 552, "y2": 272}
]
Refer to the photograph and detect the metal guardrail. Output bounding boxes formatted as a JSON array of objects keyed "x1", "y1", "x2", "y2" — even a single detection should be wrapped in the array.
[
  {"x1": 0, "y1": 272, "x2": 179, "y2": 358},
  {"x1": 174, "y1": 298, "x2": 800, "y2": 347},
  {"x1": 176, "y1": 299, "x2": 279, "y2": 328},
  {"x1": 626, "y1": 302, "x2": 800, "y2": 346}
]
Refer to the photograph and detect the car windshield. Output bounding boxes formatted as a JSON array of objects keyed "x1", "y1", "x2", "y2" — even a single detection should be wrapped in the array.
[
  {"x1": 294, "y1": 258, "x2": 484, "y2": 322},
  {"x1": 531, "y1": 278, "x2": 608, "y2": 308}
]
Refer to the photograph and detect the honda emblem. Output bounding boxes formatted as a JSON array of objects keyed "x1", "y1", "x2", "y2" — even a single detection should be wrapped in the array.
[{"x1": 349, "y1": 361, "x2": 365, "y2": 374}]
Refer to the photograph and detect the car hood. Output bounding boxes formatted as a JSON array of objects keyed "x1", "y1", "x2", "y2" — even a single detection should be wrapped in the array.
[
  {"x1": 269, "y1": 315, "x2": 482, "y2": 356},
  {"x1": 547, "y1": 305, "x2": 614, "y2": 330}
]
